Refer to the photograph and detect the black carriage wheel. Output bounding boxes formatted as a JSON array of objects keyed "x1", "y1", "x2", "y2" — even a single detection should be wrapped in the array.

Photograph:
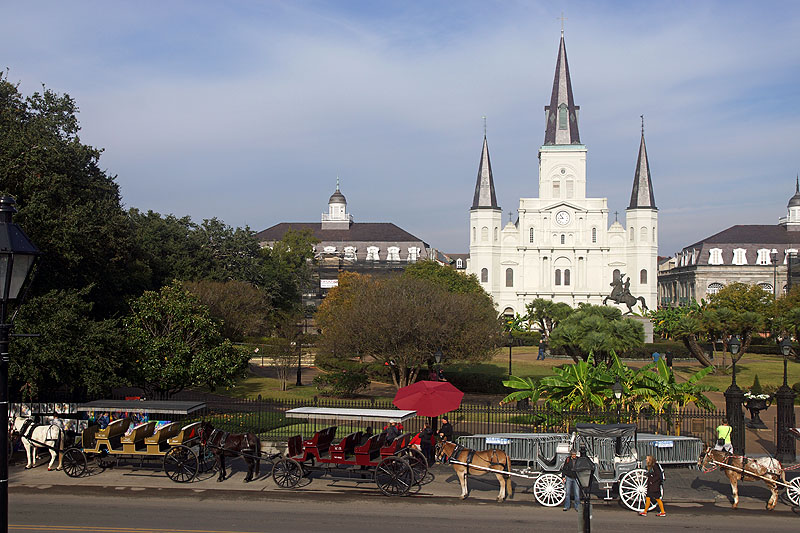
[
  {"x1": 397, "y1": 448, "x2": 428, "y2": 485},
  {"x1": 198, "y1": 445, "x2": 217, "y2": 474},
  {"x1": 62, "y1": 448, "x2": 87, "y2": 478},
  {"x1": 272, "y1": 458, "x2": 303, "y2": 488},
  {"x1": 375, "y1": 456, "x2": 413, "y2": 497},
  {"x1": 163, "y1": 445, "x2": 199, "y2": 483}
]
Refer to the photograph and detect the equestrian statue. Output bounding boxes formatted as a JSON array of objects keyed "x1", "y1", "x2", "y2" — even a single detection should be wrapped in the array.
[{"x1": 603, "y1": 273, "x2": 647, "y2": 314}]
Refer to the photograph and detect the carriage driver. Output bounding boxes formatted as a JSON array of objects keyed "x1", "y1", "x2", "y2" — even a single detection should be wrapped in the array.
[{"x1": 714, "y1": 420, "x2": 733, "y2": 453}]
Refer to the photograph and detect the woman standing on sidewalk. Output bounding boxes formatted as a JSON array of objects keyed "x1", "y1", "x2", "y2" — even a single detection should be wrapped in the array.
[{"x1": 640, "y1": 455, "x2": 666, "y2": 517}]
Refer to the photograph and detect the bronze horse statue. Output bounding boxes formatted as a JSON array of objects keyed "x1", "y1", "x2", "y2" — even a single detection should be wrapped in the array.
[
  {"x1": 435, "y1": 439, "x2": 512, "y2": 502},
  {"x1": 698, "y1": 446, "x2": 785, "y2": 510},
  {"x1": 199, "y1": 421, "x2": 261, "y2": 482},
  {"x1": 603, "y1": 274, "x2": 648, "y2": 314}
]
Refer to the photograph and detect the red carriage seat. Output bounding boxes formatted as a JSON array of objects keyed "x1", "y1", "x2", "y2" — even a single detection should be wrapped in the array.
[
  {"x1": 330, "y1": 431, "x2": 362, "y2": 462},
  {"x1": 354, "y1": 432, "x2": 386, "y2": 465},
  {"x1": 287, "y1": 435, "x2": 303, "y2": 459},
  {"x1": 302, "y1": 426, "x2": 338, "y2": 457},
  {"x1": 380, "y1": 433, "x2": 412, "y2": 457}
]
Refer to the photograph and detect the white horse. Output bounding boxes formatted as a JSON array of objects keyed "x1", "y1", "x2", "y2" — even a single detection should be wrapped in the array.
[{"x1": 10, "y1": 416, "x2": 65, "y2": 471}]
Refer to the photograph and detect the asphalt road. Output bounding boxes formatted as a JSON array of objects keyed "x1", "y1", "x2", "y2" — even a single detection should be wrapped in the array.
[{"x1": 8, "y1": 490, "x2": 799, "y2": 533}]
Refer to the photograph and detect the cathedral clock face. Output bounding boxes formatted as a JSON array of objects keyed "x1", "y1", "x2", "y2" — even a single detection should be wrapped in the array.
[{"x1": 555, "y1": 210, "x2": 571, "y2": 226}]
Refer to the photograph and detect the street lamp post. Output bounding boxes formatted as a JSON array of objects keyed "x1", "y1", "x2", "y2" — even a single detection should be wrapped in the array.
[
  {"x1": 507, "y1": 332, "x2": 513, "y2": 376},
  {"x1": 612, "y1": 378, "x2": 623, "y2": 424},
  {"x1": 295, "y1": 324, "x2": 303, "y2": 386},
  {"x1": 725, "y1": 337, "x2": 745, "y2": 455},
  {"x1": 1, "y1": 196, "x2": 41, "y2": 533},
  {"x1": 573, "y1": 446, "x2": 594, "y2": 533},
  {"x1": 776, "y1": 338, "x2": 797, "y2": 462}
]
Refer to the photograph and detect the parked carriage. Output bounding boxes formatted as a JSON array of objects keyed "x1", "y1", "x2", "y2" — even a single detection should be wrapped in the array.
[
  {"x1": 60, "y1": 400, "x2": 212, "y2": 483},
  {"x1": 271, "y1": 407, "x2": 428, "y2": 496},
  {"x1": 454, "y1": 423, "x2": 656, "y2": 511}
]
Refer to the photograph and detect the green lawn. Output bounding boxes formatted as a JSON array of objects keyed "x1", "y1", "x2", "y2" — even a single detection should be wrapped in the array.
[
  {"x1": 671, "y1": 353, "x2": 800, "y2": 392},
  {"x1": 216, "y1": 373, "x2": 322, "y2": 401}
]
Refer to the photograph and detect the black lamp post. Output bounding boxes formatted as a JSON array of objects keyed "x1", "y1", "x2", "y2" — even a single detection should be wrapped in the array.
[
  {"x1": 612, "y1": 378, "x2": 623, "y2": 423},
  {"x1": 725, "y1": 337, "x2": 745, "y2": 454},
  {"x1": 574, "y1": 445, "x2": 594, "y2": 533},
  {"x1": 1, "y1": 196, "x2": 40, "y2": 533},
  {"x1": 295, "y1": 324, "x2": 303, "y2": 386},
  {"x1": 771, "y1": 249, "x2": 779, "y2": 299},
  {"x1": 507, "y1": 331, "x2": 514, "y2": 376},
  {"x1": 776, "y1": 337, "x2": 797, "y2": 462}
]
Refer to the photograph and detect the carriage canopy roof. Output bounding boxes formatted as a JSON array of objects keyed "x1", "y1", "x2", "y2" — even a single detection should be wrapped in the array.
[
  {"x1": 575, "y1": 423, "x2": 637, "y2": 439},
  {"x1": 76, "y1": 400, "x2": 206, "y2": 415},
  {"x1": 285, "y1": 407, "x2": 416, "y2": 423}
]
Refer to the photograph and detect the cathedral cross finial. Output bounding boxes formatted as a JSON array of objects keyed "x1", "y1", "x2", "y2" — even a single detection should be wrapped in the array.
[
  {"x1": 482, "y1": 116, "x2": 487, "y2": 136},
  {"x1": 614, "y1": 210, "x2": 619, "y2": 222},
  {"x1": 557, "y1": 12, "x2": 567, "y2": 36},
  {"x1": 508, "y1": 211, "x2": 514, "y2": 223},
  {"x1": 640, "y1": 115, "x2": 644, "y2": 135}
]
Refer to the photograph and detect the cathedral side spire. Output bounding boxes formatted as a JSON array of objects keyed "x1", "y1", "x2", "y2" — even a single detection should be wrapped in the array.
[
  {"x1": 471, "y1": 135, "x2": 500, "y2": 210},
  {"x1": 628, "y1": 127, "x2": 657, "y2": 210},
  {"x1": 544, "y1": 34, "x2": 581, "y2": 146}
]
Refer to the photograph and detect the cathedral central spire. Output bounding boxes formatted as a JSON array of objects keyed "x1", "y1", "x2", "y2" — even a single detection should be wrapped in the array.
[
  {"x1": 628, "y1": 127, "x2": 657, "y2": 210},
  {"x1": 544, "y1": 34, "x2": 581, "y2": 146},
  {"x1": 471, "y1": 135, "x2": 500, "y2": 210}
]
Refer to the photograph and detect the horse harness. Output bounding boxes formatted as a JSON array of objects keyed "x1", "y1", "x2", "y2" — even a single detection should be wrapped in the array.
[
  {"x1": 447, "y1": 443, "x2": 505, "y2": 476},
  {"x1": 205, "y1": 428, "x2": 256, "y2": 454},
  {"x1": 14, "y1": 418, "x2": 62, "y2": 449}
]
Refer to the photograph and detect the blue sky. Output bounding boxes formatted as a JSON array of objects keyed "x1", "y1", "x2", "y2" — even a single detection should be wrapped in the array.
[{"x1": 2, "y1": 1, "x2": 799, "y2": 256}]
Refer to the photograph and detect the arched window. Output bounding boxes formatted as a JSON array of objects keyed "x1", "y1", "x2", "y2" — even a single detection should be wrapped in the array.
[
  {"x1": 480, "y1": 268, "x2": 488, "y2": 283},
  {"x1": 529, "y1": 228, "x2": 534, "y2": 243},
  {"x1": 481, "y1": 226, "x2": 488, "y2": 242},
  {"x1": 472, "y1": 226, "x2": 476, "y2": 242},
  {"x1": 505, "y1": 268, "x2": 514, "y2": 287},
  {"x1": 553, "y1": 180, "x2": 560, "y2": 198},
  {"x1": 555, "y1": 269, "x2": 562, "y2": 286},
  {"x1": 591, "y1": 227, "x2": 597, "y2": 243},
  {"x1": 560, "y1": 234, "x2": 565, "y2": 245},
  {"x1": 707, "y1": 282, "x2": 724, "y2": 295},
  {"x1": 640, "y1": 269, "x2": 647, "y2": 284},
  {"x1": 558, "y1": 103, "x2": 568, "y2": 129},
  {"x1": 564, "y1": 269, "x2": 571, "y2": 286},
  {"x1": 494, "y1": 227, "x2": 498, "y2": 241},
  {"x1": 456, "y1": 258, "x2": 462, "y2": 268},
  {"x1": 758, "y1": 282, "x2": 773, "y2": 292},
  {"x1": 640, "y1": 226, "x2": 648, "y2": 241},
  {"x1": 566, "y1": 180, "x2": 574, "y2": 198},
  {"x1": 629, "y1": 227, "x2": 634, "y2": 242},
  {"x1": 652, "y1": 226, "x2": 656, "y2": 242}
]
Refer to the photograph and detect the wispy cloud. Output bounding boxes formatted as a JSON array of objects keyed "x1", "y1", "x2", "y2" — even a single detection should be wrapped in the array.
[{"x1": 2, "y1": 1, "x2": 799, "y2": 255}]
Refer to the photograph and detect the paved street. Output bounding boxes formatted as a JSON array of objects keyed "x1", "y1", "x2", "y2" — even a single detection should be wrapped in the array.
[{"x1": 8, "y1": 490, "x2": 800, "y2": 532}]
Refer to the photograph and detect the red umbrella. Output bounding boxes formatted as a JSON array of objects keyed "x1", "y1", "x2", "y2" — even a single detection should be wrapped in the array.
[{"x1": 392, "y1": 380, "x2": 464, "y2": 417}]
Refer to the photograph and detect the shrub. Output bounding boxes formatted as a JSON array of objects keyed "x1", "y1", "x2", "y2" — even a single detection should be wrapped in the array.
[
  {"x1": 313, "y1": 370, "x2": 370, "y2": 398},
  {"x1": 511, "y1": 330, "x2": 542, "y2": 347},
  {"x1": 620, "y1": 342, "x2": 691, "y2": 359},
  {"x1": 750, "y1": 374, "x2": 763, "y2": 395}
]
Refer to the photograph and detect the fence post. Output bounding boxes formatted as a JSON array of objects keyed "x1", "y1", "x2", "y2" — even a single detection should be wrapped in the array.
[
  {"x1": 775, "y1": 357, "x2": 797, "y2": 463},
  {"x1": 724, "y1": 361, "x2": 746, "y2": 455}
]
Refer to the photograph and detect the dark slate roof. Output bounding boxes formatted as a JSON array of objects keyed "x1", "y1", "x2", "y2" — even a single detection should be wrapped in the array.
[
  {"x1": 471, "y1": 135, "x2": 500, "y2": 210},
  {"x1": 686, "y1": 225, "x2": 800, "y2": 249},
  {"x1": 544, "y1": 34, "x2": 581, "y2": 146},
  {"x1": 628, "y1": 133, "x2": 657, "y2": 209},
  {"x1": 256, "y1": 222, "x2": 427, "y2": 245}
]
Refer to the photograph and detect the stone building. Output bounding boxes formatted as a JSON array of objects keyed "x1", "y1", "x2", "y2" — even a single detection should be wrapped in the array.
[
  {"x1": 658, "y1": 181, "x2": 800, "y2": 305},
  {"x1": 466, "y1": 32, "x2": 659, "y2": 316}
]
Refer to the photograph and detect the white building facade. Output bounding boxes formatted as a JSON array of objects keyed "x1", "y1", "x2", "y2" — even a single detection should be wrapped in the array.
[{"x1": 467, "y1": 34, "x2": 658, "y2": 316}]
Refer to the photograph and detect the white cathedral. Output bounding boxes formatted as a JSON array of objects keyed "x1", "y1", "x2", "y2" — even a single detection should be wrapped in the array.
[{"x1": 466, "y1": 33, "x2": 658, "y2": 316}]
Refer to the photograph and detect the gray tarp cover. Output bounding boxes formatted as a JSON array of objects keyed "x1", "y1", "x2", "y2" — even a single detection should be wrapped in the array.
[{"x1": 575, "y1": 423, "x2": 637, "y2": 439}]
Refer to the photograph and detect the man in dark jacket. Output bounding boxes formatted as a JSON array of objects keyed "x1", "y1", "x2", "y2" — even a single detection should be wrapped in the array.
[
  {"x1": 385, "y1": 421, "x2": 400, "y2": 444},
  {"x1": 561, "y1": 450, "x2": 580, "y2": 511},
  {"x1": 439, "y1": 416, "x2": 454, "y2": 442},
  {"x1": 419, "y1": 422, "x2": 434, "y2": 465}
]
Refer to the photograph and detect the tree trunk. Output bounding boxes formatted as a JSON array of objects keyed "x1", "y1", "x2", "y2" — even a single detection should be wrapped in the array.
[{"x1": 683, "y1": 336, "x2": 713, "y2": 367}]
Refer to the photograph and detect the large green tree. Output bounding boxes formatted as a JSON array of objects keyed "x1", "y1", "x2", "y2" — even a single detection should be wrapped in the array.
[
  {"x1": 316, "y1": 272, "x2": 501, "y2": 388},
  {"x1": 548, "y1": 304, "x2": 644, "y2": 364},
  {"x1": 525, "y1": 298, "x2": 574, "y2": 339},
  {"x1": 184, "y1": 280, "x2": 271, "y2": 341},
  {"x1": 0, "y1": 75, "x2": 142, "y2": 316},
  {"x1": 123, "y1": 281, "x2": 250, "y2": 398}
]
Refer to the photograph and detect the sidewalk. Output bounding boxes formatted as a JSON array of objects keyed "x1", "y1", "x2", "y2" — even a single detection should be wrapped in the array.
[{"x1": 9, "y1": 454, "x2": 798, "y2": 513}]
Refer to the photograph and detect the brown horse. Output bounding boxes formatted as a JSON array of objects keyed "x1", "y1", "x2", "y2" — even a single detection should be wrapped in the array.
[
  {"x1": 698, "y1": 446, "x2": 785, "y2": 510},
  {"x1": 435, "y1": 440, "x2": 512, "y2": 502},
  {"x1": 199, "y1": 421, "x2": 261, "y2": 482}
]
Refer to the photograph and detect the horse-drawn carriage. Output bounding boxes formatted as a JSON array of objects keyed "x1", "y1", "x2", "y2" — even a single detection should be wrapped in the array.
[
  {"x1": 58, "y1": 400, "x2": 212, "y2": 483},
  {"x1": 445, "y1": 423, "x2": 656, "y2": 511},
  {"x1": 270, "y1": 407, "x2": 428, "y2": 496}
]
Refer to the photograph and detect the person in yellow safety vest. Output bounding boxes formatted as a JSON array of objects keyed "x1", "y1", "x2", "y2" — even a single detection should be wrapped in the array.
[{"x1": 715, "y1": 421, "x2": 733, "y2": 453}]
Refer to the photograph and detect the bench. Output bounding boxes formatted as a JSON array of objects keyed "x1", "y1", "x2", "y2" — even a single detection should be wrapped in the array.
[
  {"x1": 80, "y1": 425, "x2": 100, "y2": 451},
  {"x1": 330, "y1": 432, "x2": 362, "y2": 462},
  {"x1": 145, "y1": 422, "x2": 182, "y2": 454},
  {"x1": 167, "y1": 421, "x2": 202, "y2": 446},
  {"x1": 120, "y1": 421, "x2": 157, "y2": 453},
  {"x1": 287, "y1": 435, "x2": 303, "y2": 459},
  {"x1": 302, "y1": 426, "x2": 338, "y2": 458},
  {"x1": 95, "y1": 418, "x2": 133, "y2": 450},
  {"x1": 355, "y1": 432, "x2": 386, "y2": 465},
  {"x1": 380, "y1": 432, "x2": 412, "y2": 457}
]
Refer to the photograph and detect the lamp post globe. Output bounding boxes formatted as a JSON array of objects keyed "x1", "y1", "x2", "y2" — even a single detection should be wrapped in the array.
[
  {"x1": 780, "y1": 337, "x2": 792, "y2": 357},
  {"x1": 1, "y1": 195, "x2": 41, "y2": 533}
]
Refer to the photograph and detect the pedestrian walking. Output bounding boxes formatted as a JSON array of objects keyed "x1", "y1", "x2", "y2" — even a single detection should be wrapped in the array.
[
  {"x1": 537, "y1": 337, "x2": 547, "y2": 360},
  {"x1": 639, "y1": 455, "x2": 666, "y2": 517},
  {"x1": 665, "y1": 351, "x2": 674, "y2": 368},
  {"x1": 561, "y1": 449, "x2": 580, "y2": 511},
  {"x1": 715, "y1": 420, "x2": 733, "y2": 453}
]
